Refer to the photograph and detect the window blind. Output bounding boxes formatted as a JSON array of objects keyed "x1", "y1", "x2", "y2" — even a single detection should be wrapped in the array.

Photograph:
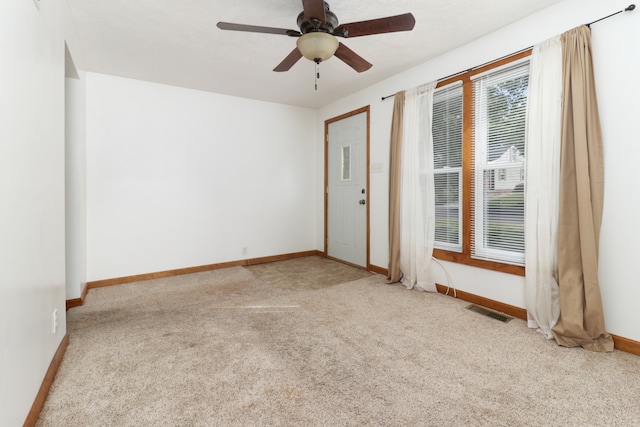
[
  {"x1": 471, "y1": 61, "x2": 529, "y2": 265},
  {"x1": 432, "y1": 81, "x2": 463, "y2": 252}
]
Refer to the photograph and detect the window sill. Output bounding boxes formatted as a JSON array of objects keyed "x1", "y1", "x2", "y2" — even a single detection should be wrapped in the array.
[{"x1": 432, "y1": 249, "x2": 525, "y2": 276}]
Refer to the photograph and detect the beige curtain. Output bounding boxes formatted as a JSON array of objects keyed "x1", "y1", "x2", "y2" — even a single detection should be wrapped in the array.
[
  {"x1": 387, "y1": 91, "x2": 405, "y2": 283},
  {"x1": 552, "y1": 25, "x2": 613, "y2": 352}
]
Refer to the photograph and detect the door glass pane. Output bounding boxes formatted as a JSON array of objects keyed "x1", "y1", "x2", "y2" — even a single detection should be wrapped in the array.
[{"x1": 341, "y1": 145, "x2": 351, "y2": 181}]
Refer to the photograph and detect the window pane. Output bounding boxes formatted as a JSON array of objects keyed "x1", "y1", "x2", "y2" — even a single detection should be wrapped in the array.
[
  {"x1": 482, "y1": 168, "x2": 524, "y2": 253},
  {"x1": 486, "y1": 77, "x2": 528, "y2": 165},
  {"x1": 472, "y1": 61, "x2": 528, "y2": 265},
  {"x1": 433, "y1": 82, "x2": 463, "y2": 252},
  {"x1": 433, "y1": 84, "x2": 463, "y2": 169},
  {"x1": 435, "y1": 171, "x2": 461, "y2": 249}
]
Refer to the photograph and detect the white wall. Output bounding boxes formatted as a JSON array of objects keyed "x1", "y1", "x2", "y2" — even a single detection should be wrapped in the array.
[
  {"x1": 0, "y1": 0, "x2": 80, "y2": 424},
  {"x1": 66, "y1": 74, "x2": 88, "y2": 300},
  {"x1": 593, "y1": 11, "x2": 640, "y2": 342},
  {"x1": 86, "y1": 73, "x2": 318, "y2": 281},
  {"x1": 318, "y1": 0, "x2": 640, "y2": 341}
]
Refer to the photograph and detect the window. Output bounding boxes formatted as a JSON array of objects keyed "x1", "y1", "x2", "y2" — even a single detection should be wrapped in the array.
[
  {"x1": 433, "y1": 82, "x2": 463, "y2": 252},
  {"x1": 472, "y1": 60, "x2": 529, "y2": 265},
  {"x1": 431, "y1": 52, "x2": 530, "y2": 274}
]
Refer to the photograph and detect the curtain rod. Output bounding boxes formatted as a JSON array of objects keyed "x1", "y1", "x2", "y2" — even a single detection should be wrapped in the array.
[{"x1": 381, "y1": 3, "x2": 636, "y2": 101}]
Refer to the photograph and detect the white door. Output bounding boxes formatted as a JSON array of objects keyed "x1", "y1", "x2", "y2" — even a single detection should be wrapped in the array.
[{"x1": 327, "y1": 110, "x2": 368, "y2": 267}]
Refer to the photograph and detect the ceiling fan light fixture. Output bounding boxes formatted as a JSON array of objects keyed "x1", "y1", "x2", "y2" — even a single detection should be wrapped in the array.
[{"x1": 296, "y1": 32, "x2": 338, "y2": 63}]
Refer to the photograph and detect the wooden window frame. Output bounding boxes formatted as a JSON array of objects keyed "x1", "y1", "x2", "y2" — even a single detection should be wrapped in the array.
[{"x1": 432, "y1": 50, "x2": 531, "y2": 277}]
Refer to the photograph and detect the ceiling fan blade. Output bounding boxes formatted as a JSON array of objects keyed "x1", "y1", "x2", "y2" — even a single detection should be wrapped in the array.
[
  {"x1": 302, "y1": 0, "x2": 326, "y2": 24},
  {"x1": 273, "y1": 48, "x2": 303, "y2": 72},
  {"x1": 334, "y1": 43, "x2": 372, "y2": 73},
  {"x1": 217, "y1": 22, "x2": 300, "y2": 37},
  {"x1": 334, "y1": 13, "x2": 416, "y2": 38}
]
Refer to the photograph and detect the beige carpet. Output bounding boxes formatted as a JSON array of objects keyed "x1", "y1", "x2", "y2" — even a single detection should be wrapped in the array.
[{"x1": 38, "y1": 257, "x2": 640, "y2": 426}]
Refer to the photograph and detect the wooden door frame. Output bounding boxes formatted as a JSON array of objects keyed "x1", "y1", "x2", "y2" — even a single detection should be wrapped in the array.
[{"x1": 324, "y1": 105, "x2": 371, "y2": 270}]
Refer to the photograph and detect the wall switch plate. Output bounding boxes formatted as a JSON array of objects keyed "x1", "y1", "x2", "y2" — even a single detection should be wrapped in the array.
[{"x1": 370, "y1": 162, "x2": 384, "y2": 174}]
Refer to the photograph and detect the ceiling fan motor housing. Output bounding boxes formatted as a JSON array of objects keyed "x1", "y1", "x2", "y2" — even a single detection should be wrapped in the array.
[{"x1": 296, "y1": 2, "x2": 338, "y2": 34}]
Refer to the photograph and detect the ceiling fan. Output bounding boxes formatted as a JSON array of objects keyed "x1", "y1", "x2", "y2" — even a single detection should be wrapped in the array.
[{"x1": 217, "y1": 0, "x2": 416, "y2": 73}]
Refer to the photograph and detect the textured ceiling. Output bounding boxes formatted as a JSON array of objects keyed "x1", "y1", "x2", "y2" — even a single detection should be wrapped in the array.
[{"x1": 66, "y1": 0, "x2": 566, "y2": 108}]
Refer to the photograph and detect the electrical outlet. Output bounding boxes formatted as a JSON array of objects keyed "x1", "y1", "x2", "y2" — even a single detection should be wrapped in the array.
[
  {"x1": 241, "y1": 247, "x2": 248, "y2": 256},
  {"x1": 52, "y1": 308, "x2": 58, "y2": 334}
]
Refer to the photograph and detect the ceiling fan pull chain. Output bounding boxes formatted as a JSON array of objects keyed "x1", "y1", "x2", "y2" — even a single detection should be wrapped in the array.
[{"x1": 315, "y1": 61, "x2": 319, "y2": 91}]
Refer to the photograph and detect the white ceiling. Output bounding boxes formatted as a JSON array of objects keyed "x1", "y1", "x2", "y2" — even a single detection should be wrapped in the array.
[{"x1": 66, "y1": 0, "x2": 565, "y2": 108}]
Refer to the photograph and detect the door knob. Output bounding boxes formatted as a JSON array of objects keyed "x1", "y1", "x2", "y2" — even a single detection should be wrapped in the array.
[{"x1": 359, "y1": 199, "x2": 366, "y2": 205}]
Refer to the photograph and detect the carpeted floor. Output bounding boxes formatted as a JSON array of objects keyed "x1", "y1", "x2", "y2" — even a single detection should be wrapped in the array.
[{"x1": 38, "y1": 257, "x2": 640, "y2": 426}]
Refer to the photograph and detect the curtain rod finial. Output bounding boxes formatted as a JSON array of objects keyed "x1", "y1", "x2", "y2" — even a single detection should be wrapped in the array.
[{"x1": 626, "y1": 4, "x2": 635, "y2": 11}]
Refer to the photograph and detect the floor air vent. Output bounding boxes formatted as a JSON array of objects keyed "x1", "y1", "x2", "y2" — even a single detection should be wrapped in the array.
[{"x1": 466, "y1": 304, "x2": 512, "y2": 323}]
